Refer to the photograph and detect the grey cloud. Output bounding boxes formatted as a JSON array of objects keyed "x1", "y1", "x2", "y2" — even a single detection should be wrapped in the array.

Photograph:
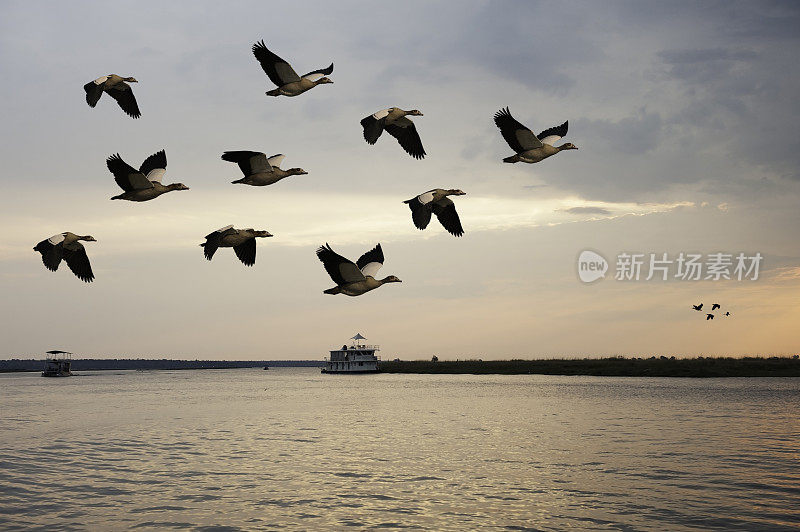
[{"x1": 561, "y1": 207, "x2": 612, "y2": 215}]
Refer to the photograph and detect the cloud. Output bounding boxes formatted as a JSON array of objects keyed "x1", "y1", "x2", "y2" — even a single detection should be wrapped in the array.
[{"x1": 561, "y1": 206, "x2": 612, "y2": 215}]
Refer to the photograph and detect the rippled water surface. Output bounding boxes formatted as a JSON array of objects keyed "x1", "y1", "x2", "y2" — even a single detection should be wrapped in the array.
[{"x1": 1, "y1": 368, "x2": 798, "y2": 530}]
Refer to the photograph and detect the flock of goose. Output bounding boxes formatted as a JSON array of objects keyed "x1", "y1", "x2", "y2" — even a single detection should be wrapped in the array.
[
  {"x1": 692, "y1": 303, "x2": 732, "y2": 321},
  {"x1": 35, "y1": 42, "x2": 578, "y2": 296}
]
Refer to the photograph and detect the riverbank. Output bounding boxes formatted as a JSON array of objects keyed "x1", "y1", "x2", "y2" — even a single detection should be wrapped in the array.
[
  {"x1": 378, "y1": 357, "x2": 800, "y2": 377},
  {"x1": 0, "y1": 359, "x2": 324, "y2": 373}
]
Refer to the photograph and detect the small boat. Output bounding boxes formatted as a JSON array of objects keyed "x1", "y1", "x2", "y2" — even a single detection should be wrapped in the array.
[
  {"x1": 263, "y1": 365, "x2": 269, "y2": 370},
  {"x1": 321, "y1": 333, "x2": 380, "y2": 374},
  {"x1": 41, "y1": 350, "x2": 73, "y2": 377}
]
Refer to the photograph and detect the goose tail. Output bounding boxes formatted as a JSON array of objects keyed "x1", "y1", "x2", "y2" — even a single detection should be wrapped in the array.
[{"x1": 503, "y1": 154, "x2": 520, "y2": 163}]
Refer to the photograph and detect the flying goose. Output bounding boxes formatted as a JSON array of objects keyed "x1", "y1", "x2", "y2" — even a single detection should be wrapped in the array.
[
  {"x1": 222, "y1": 151, "x2": 308, "y2": 186},
  {"x1": 493, "y1": 107, "x2": 577, "y2": 163},
  {"x1": 706, "y1": 313, "x2": 715, "y2": 320},
  {"x1": 711, "y1": 303, "x2": 721, "y2": 311},
  {"x1": 106, "y1": 150, "x2": 189, "y2": 201},
  {"x1": 724, "y1": 311, "x2": 731, "y2": 316},
  {"x1": 83, "y1": 75, "x2": 140, "y2": 118},
  {"x1": 692, "y1": 303, "x2": 703, "y2": 311},
  {"x1": 252, "y1": 41, "x2": 333, "y2": 97},
  {"x1": 33, "y1": 232, "x2": 96, "y2": 283},
  {"x1": 316, "y1": 243, "x2": 401, "y2": 296},
  {"x1": 361, "y1": 108, "x2": 426, "y2": 159},
  {"x1": 404, "y1": 189, "x2": 466, "y2": 237},
  {"x1": 200, "y1": 225, "x2": 273, "y2": 266}
]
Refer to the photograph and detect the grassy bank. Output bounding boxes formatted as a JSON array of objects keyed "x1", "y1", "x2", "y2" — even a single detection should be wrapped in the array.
[{"x1": 378, "y1": 357, "x2": 800, "y2": 377}]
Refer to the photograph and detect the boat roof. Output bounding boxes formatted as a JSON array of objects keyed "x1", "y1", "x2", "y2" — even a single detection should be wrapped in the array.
[{"x1": 46, "y1": 350, "x2": 72, "y2": 354}]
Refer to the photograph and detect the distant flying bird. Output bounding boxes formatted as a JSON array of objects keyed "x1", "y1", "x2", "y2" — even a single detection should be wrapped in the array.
[
  {"x1": 712, "y1": 303, "x2": 721, "y2": 311},
  {"x1": 404, "y1": 189, "x2": 466, "y2": 237},
  {"x1": 724, "y1": 311, "x2": 731, "y2": 316},
  {"x1": 252, "y1": 41, "x2": 333, "y2": 97},
  {"x1": 83, "y1": 74, "x2": 141, "y2": 118},
  {"x1": 200, "y1": 226, "x2": 273, "y2": 266},
  {"x1": 316, "y1": 243, "x2": 401, "y2": 296},
  {"x1": 34, "y1": 232, "x2": 96, "y2": 283},
  {"x1": 361, "y1": 108, "x2": 426, "y2": 159},
  {"x1": 493, "y1": 107, "x2": 577, "y2": 164},
  {"x1": 692, "y1": 303, "x2": 703, "y2": 311},
  {"x1": 222, "y1": 151, "x2": 307, "y2": 186},
  {"x1": 706, "y1": 314, "x2": 714, "y2": 320},
  {"x1": 106, "y1": 150, "x2": 189, "y2": 201}
]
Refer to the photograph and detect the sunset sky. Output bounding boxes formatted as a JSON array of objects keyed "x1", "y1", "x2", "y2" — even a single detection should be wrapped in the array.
[{"x1": 1, "y1": 1, "x2": 798, "y2": 359}]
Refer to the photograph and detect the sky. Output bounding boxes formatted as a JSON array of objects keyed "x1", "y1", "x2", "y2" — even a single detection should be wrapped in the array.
[{"x1": 1, "y1": 1, "x2": 798, "y2": 360}]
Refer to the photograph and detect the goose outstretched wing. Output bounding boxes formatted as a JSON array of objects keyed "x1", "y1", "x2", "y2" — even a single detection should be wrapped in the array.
[
  {"x1": 221, "y1": 151, "x2": 271, "y2": 176},
  {"x1": 106, "y1": 82, "x2": 141, "y2": 118},
  {"x1": 252, "y1": 41, "x2": 301, "y2": 86},
  {"x1": 537, "y1": 121, "x2": 568, "y2": 146},
  {"x1": 494, "y1": 107, "x2": 541, "y2": 152},
  {"x1": 317, "y1": 244, "x2": 366, "y2": 285},
  {"x1": 356, "y1": 244, "x2": 384, "y2": 278},
  {"x1": 385, "y1": 117, "x2": 426, "y2": 159},
  {"x1": 432, "y1": 198, "x2": 464, "y2": 237},
  {"x1": 302, "y1": 63, "x2": 333, "y2": 81},
  {"x1": 107, "y1": 154, "x2": 153, "y2": 191},
  {"x1": 139, "y1": 149, "x2": 167, "y2": 183},
  {"x1": 233, "y1": 238, "x2": 257, "y2": 266},
  {"x1": 63, "y1": 243, "x2": 94, "y2": 282}
]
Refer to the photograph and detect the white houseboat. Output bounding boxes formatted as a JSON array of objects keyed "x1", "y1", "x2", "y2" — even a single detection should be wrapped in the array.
[
  {"x1": 322, "y1": 333, "x2": 380, "y2": 373},
  {"x1": 42, "y1": 350, "x2": 73, "y2": 377}
]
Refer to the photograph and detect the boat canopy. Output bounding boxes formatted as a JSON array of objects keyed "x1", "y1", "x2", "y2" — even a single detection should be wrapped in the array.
[
  {"x1": 46, "y1": 350, "x2": 72, "y2": 354},
  {"x1": 351, "y1": 333, "x2": 366, "y2": 340}
]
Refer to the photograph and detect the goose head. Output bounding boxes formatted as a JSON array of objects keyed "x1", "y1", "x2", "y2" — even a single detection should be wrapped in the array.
[
  {"x1": 315, "y1": 77, "x2": 333, "y2": 85},
  {"x1": 168, "y1": 183, "x2": 190, "y2": 191},
  {"x1": 253, "y1": 230, "x2": 273, "y2": 238},
  {"x1": 380, "y1": 275, "x2": 402, "y2": 284},
  {"x1": 80, "y1": 235, "x2": 97, "y2": 242},
  {"x1": 124, "y1": 77, "x2": 138, "y2": 83},
  {"x1": 447, "y1": 189, "x2": 466, "y2": 196},
  {"x1": 287, "y1": 168, "x2": 308, "y2": 176},
  {"x1": 558, "y1": 142, "x2": 578, "y2": 151},
  {"x1": 407, "y1": 109, "x2": 423, "y2": 116}
]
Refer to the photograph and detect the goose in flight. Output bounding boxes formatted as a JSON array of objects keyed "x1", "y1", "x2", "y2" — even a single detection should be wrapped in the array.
[
  {"x1": 493, "y1": 107, "x2": 577, "y2": 163},
  {"x1": 692, "y1": 303, "x2": 703, "y2": 311},
  {"x1": 316, "y1": 243, "x2": 401, "y2": 296},
  {"x1": 711, "y1": 303, "x2": 721, "y2": 311},
  {"x1": 404, "y1": 189, "x2": 466, "y2": 237},
  {"x1": 222, "y1": 151, "x2": 307, "y2": 186},
  {"x1": 200, "y1": 226, "x2": 272, "y2": 266},
  {"x1": 252, "y1": 41, "x2": 333, "y2": 97},
  {"x1": 706, "y1": 313, "x2": 715, "y2": 320},
  {"x1": 361, "y1": 108, "x2": 426, "y2": 159},
  {"x1": 83, "y1": 74, "x2": 140, "y2": 118},
  {"x1": 106, "y1": 150, "x2": 189, "y2": 201},
  {"x1": 34, "y1": 232, "x2": 96, "y2": 283},
  {"x1": 724, "y1": 311, "x2": 731, "y2": 316}
]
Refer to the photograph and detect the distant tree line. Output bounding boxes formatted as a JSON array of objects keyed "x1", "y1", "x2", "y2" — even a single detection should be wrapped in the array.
[
  {"x1": 379, "y1": 356, "x2": 800, "y2": 377},
  {"x1": 0, "y1": 359, "x2": 324, "y2": 372}
]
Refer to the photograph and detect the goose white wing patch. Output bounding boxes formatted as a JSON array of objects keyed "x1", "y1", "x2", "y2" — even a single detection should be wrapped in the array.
[
  {"x1": 372, "y1": 108, "x2": 391, "y2": 120},
  {"x1": 48, "y1": 233, "x2": 66, "y2": 245},
  {"x1": 146, "y1": 169, "x2": 166, "y2": 183},
  {"x1": 418, "y1": 190, "x2": 436, "y2": 205},
  {"x1": 302, "y1": 73, "x2": 324, "y2": 82},
  {"x1": 215, "y1": 224, "x2": 234, "y2": 233},
  {"x1": 538, "y1": 135, "x2": 562, "y2": 146},
  {"x1": 360, "y1": 261, "x2": 383, "y2": 279},
  {"x1": 267, "y1": 154, "x2": 285, "y2": 169},
  {"x1": 93, "y1": 76, "x2": 108, "y2": 85}
]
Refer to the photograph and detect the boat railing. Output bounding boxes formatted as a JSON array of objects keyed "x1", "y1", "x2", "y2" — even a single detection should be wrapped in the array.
[{"x1": 346, "y1": 344, "x2": 380, "y2": 350}]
